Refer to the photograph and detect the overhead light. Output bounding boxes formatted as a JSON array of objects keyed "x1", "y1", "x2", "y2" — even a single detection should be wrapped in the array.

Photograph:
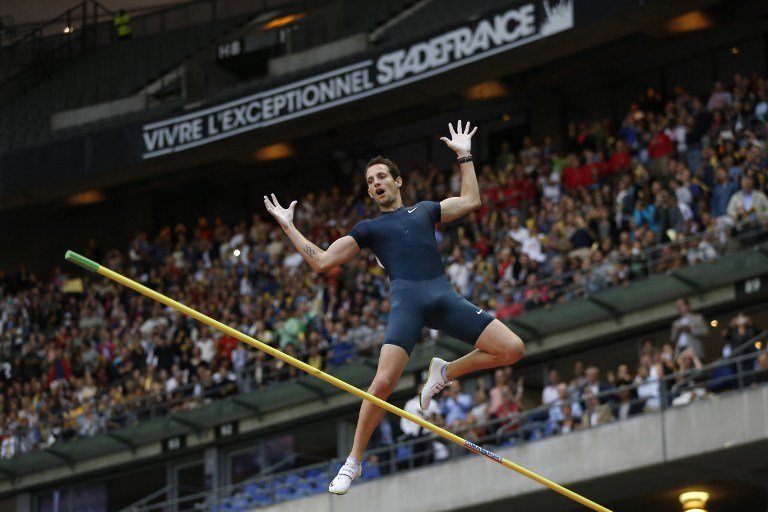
[
  {"x1": 233, "y1": 249, "x2": 241, "y2": 257},
  {"x1": 502, "y1": 114, "x2": 512, "y2": 122},
  {"x1": 666, "y1": 11, "x2": 712, "y2": 33},
  {"x1": 263, "y1": 13, "x2": 305, "y2": 30},
  {"x1": 68, "y1": 190, "x2": 106, "y2": 206},
  {"x1": 465, "y1": 80, "x2": 507, "y2": 101},
  {"x1": 731, "y1": 46, "x2": 739, "y2": 55},
  {"x1": 254, "y1": 142, "x2": 293, "y2": 161},
  {"x1": 709, "y1": 320, "x2": 718, "y2": 327},
  {"x1": 679, "y1": 491, "x2": 709, "y2": 512},
  {"x1": 756, "y1": 341, "x2": 763, "y2": 350},
  {"x1": 63, "y1": 26, "x2": 74, "y2": 34}
]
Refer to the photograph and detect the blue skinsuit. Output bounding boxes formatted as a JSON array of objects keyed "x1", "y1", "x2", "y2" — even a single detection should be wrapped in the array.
[{"x1": 349, "y1": 201, "x2": 494, "y2": 354}]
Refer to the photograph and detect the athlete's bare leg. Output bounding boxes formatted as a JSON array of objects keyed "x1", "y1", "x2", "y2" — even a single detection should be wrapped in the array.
[
  {"x1": 349, "y1": 344, "x2": 410, "y2": 460},
  {"x1": 445, "y1": 319, "x2": 524, "y2": 380}
]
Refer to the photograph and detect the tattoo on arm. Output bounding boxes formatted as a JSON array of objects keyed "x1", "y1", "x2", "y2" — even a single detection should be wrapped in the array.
[{"x1": 304, "y1": 244, "x2": 317, "y2": 259}]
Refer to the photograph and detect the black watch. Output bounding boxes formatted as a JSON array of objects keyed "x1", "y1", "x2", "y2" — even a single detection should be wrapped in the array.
[{"x1": 456, "y1": 155, "x2": 473, "y2": 164}]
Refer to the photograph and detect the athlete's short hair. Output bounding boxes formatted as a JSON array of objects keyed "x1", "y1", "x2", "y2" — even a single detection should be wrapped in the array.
[{"x1": 364, "y1": 156, "x2": 401, "y2": 180}]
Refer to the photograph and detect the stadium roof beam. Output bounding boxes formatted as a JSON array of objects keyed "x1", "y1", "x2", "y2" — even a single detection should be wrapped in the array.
[
  {"x1": 0, "y1": 467, "x2": 16, "y2": 481},
  {"x1": 45, "y1": 448, "x2": 74, "y2": 467},
  {"x1": 108, "y1": 432, "x2": 138, "y2": 452},
  {"x1": 507, "y1": 318, "x2": 541, "y2": 342},
  {"x1": 296, "y1": 379, "x2": 330, "y2": 403},
  {"x1": 587, "y1": 296, "x2": 621, "y2": 319},
  {"x1": 670, "y1": 271, "x2": 705, "y2": 294},
  {"x1": 170, "y1": 414, "x2": 203, "y2": 434},
  {"x1": 436, "y1": 339, "x2": 467, "y2": 357},
  {"x1": 231, "y1": 398, "x2": 264, "y2": 420}
]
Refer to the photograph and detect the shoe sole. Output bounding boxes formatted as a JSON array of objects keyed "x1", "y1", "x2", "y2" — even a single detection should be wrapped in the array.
[{"x1": 419, "y1": 357, "x2": 437, "y2": 411}]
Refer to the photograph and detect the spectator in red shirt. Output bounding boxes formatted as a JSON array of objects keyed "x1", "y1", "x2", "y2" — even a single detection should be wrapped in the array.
[
  {"x1": 495, "y1": 247, "x2": 515, "y2": 282},
  {"x1": 648, "y1": 126, "x2": 674, "y2": 159},
  {"x1": 218, "y1": 334, "x2": 239, "y2": 362},
  {"x1": 562, "y1": 154, "x2": 583, "y2": 191},
  {"x1": 495, "y1": 380, "x2": 525, "y2": 440},
  {"x1": 648, "y1": 125, "x2": 674, "y2": 177},
  {"x1": 495, "y1": 288, "x2": 522, "y2": 321},
  {"x1": 609, "y1": 140, "x2": 632, "y2": 175},
  {"x1": 509, "y1": 167, "x2": 535, "y2": 206}
]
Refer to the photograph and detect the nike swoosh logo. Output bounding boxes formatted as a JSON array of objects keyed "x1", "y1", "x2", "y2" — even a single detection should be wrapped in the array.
[
  {"x1": 476, "y1": 309, "x2": 483, "y2": 315},
  {"x1": 407, "y1": 207, "x2": 417, "y2": 213}
]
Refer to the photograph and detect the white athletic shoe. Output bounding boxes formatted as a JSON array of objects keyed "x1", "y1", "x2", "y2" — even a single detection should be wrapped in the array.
[
  {"x1": 420, "y1": 357, "x2": 450, "y2": 412},
  {"x1": 328, "y1": 457, "x2": 362, "y2": 495}
]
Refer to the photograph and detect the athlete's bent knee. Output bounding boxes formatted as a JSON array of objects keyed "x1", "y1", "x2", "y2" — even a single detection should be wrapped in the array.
[
  {"x1": 369, "y1": 374, "x2": 396, "y2": 399},
  {"x1": 501, "y1": 334, "x2": 525, "y2": 365}
]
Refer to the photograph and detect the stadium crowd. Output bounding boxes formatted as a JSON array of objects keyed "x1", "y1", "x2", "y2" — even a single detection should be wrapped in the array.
[{"x1": 2, "y1": 73, "x2": 768, "y2": 460}]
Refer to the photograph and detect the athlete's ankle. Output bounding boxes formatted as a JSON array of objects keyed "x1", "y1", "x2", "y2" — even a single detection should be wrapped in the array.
[
  {"x1": 443, "y1": 362, "x2": 452, "y2": 382},
  {"x1": 346, "y1": 455, "x2": 361, "y2": 466}
]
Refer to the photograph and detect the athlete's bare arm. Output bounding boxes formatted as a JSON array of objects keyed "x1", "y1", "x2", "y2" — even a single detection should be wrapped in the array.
[
  {"x1": 439, "y1": 120, "x2": 481, "y2": 223},
  {"x1": 264, "y1": 193, "x2": 360, "y2": 273}
]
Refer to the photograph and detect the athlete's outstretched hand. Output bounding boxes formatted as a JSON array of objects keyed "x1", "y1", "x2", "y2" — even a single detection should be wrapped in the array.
[
  {"x1": 440, "y1": 120, "x2": 477, "y2": 156},
  {"x1": 263, "y1": 193, "x2": 297, "y2": 229}
]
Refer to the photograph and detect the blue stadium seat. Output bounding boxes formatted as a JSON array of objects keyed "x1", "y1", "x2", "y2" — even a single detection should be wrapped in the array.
[
  {"x1": 305, "y1": 467, "x2": 324, "y2": 478},
  {"x1": 252, "y1": 492, "x2": 271, "y2": 507},
  {"x1": 395, "y1": 444, "x2": 412, "y2": 464},
  {"x1": 231, "y1": 494, "x2": 250, "y2": 511},
  {"x1": 274, "y1": 486, "x2": 295, "y2": 502},
  {"x1": 361, "y1": 463, "x2": 381, "y2": 481},
  {"x1": 212, "y1": 497, "x2": 233, "y2": 512},
  {"x1": 284, "y1": 473, "x2": 301, "y2": 486},
  {"x1": 330, "y1": 342, "x2": 353, "y2": 366},
  {"x1": 294, "y1": 482, "x2": 314, "y2": 496}
]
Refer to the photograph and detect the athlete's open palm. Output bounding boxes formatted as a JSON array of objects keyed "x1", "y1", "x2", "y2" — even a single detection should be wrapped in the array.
[
  {"x1": 440, "y1": 120, "x2": 477, "y2": 155},
  {"x1": 264, "y1": 193, "x2": 297, "y2": 228}
]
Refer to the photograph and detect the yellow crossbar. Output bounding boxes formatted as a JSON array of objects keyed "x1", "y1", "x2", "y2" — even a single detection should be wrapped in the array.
[{"x1": 65, "y1": 250, "x2": 611, "y2": 512}]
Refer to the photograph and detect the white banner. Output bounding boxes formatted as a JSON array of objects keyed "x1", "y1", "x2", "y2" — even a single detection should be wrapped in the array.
[{"x1": 141, "y1": 1, "x2": 574, "y2": 159}]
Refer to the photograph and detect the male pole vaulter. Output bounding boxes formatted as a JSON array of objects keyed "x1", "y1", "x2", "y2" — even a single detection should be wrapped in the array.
[{"x1": 264, "y1": 120, "x2": 525, "y2": 495}]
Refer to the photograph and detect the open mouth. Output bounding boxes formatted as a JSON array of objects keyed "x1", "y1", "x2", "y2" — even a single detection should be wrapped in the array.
[{"x1": 375, "y1": 188, "x2": 385, "y2": 196}]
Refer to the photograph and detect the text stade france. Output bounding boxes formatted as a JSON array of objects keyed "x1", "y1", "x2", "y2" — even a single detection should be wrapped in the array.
[{"x1": 141, "y1": 2, "x2": 572, "y2": 158}]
